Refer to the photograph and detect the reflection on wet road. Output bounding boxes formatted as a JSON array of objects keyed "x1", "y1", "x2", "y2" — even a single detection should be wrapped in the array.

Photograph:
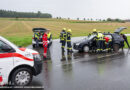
[{"x1": 28, "y1": 37, "x2": 130, "y2": 90}]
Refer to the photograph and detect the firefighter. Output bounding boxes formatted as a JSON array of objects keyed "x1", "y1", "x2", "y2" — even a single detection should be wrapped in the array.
[
  {"x1": 67, "y1": 29, "x2": 73, "y2": 53},
  {"x1": 92, "y1": 29, "x2": 98, "y2": 35},
  {"x1": 34, "y1": 31, "x2": 40, "y2": 47},
  {"x1": 96, "y1": 31, "x2": 104, "y2": 52},
  {"x1": 120, "y1": 33, "x2": 130, "y2": 48},
  {"x1": 42, "y1": 30, "x2": 48, "y2": 60},
  {"x1": 60, "y1": 28, "x2": 67, "y2": 52},
  {"x1": 91, "y1": 29, "x2": 98, "y2": 52}
]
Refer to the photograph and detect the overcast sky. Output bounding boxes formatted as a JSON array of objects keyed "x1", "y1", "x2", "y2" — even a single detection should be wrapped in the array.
[{"x1": 0, "y1": 0, "x2": 130, "y2": 19}]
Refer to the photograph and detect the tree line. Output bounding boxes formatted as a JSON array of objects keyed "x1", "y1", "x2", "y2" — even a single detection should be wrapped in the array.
[
  {"x1": 0, "y1": 9, "x2": 52, "y2": 18},
  {"x1": 56, "y1": 17, "x2": 125, "y2": 22}
]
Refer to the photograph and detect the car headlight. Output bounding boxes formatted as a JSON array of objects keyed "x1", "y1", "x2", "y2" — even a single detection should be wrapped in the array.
[{"x1": 33, "y1": 54, "x2": 42, "y2": 61}]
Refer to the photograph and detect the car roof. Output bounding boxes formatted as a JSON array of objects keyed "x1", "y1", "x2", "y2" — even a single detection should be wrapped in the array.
[
  {"x1": 32, "y1": 28, "x2": 47, "y2": 32},
  {"x1": 114, "y1": 27, "x2": 127, "y2": 33},
  {"x1": 0, "y1": 36, "x2": 4, "y2": 40}
]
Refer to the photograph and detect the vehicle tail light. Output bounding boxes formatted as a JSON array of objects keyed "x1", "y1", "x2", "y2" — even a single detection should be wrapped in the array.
[{"x1": 32, "y1": 37, "x2": 34, "y2": 39}]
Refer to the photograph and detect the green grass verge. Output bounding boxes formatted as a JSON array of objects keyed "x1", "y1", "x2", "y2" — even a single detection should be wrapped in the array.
[
  {"x1": 3, "y1": 35, "x2": 130, "y2": 48},
  {"x1": 4, "y1": 35, "x2": 59, "y2": 47},
  {"x1": 124, "y1": 36, "x2": 130, "y2": 48},
  {"x1": 5, "y1": 36, "x2": 32, "y2": 47}
]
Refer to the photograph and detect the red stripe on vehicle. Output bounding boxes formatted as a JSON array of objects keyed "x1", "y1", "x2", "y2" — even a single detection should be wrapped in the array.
[
  {"x1": 0, "y1": 76, "x2": 3, "y2": 83},
  {"x1": 19, "y1": 48, "x2": 26, "y2": 51},
  {"x1": 32, "y1": 53, "x2": 38, "y2": 55},
  {"x1": 0, "y1": 53, "x2": 33, "y2": 61}
]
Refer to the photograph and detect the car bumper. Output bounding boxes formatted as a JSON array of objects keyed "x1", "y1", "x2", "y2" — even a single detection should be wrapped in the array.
[
  {"x1": 32, "y1": 40, "x2": 52, "y2": 45},
  {"x1": 73, "y1": 43, "x2": 82, "y2": 50},
  {"x1": 33, "y1": 59, "x2": 42, "y2": 76},
  {"x1": 32, "y1": 40, "x2": 43, "y2": 45}
]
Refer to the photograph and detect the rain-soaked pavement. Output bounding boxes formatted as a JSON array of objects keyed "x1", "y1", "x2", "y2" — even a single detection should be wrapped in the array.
[{"x1": 28, "y1": 37, "x2": 130, "y2": 90}]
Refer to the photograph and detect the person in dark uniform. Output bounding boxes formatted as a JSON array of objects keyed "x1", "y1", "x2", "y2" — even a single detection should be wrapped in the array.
[
  {"x1": 92, "y1": 29, "x2": 98, "y2": 35},
  {"x1": 34, "y1": 31, "x2": 40, "y2": 47},
  {"x1": 66, "y1": 29, "x2": 73, "y2": 53},
  {"x1": 60, "y1": 28, "x2": 67, "y2": 52},
  {"x1": 120, "y1": 33, "x2": 130, "y2": 48},
  {"x1": 96, "y1": 31, "x2": 104, "y2": 52}
]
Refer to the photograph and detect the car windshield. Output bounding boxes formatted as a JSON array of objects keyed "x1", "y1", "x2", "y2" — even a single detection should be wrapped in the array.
[
  {"x1": 74, "y1": 35, "x2": 96, "y2": 43},
  {"x1": 87, "y1": 35, "x2": 96, "y2": 40}
]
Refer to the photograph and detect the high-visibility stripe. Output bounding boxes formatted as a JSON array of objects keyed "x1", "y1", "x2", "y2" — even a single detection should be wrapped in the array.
[
  {"x1": 67, "y1": 40, "x2": 71, "y2": 42},
  {"x1": 0, "y1": 53, "x2": 33, "y2": 61}
]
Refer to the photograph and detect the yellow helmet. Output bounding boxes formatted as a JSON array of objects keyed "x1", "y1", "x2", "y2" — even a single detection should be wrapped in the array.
[
  {"x1": 63, "y1": 28, "x2": 66, "y2": 30},
  {"x1": 67, "y1": 29, "x2": 72, "y2": 32},
  {"x1": 93, "y1": 29, "x2": 97, "y2": 32}
]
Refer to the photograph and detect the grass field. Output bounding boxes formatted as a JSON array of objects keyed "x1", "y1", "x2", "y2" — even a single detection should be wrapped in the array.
[{"x1": 0, "y1": 18, "x2": 130, "y2": 47}]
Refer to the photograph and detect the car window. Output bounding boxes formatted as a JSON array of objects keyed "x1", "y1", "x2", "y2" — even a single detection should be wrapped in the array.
[
  {"x1": 104, "y1": 35, "x2": 112, "y2": 39},
  {"x1": 0, "y1": 40, "x2": 12, "y2": 53},
  {"x1": 88, "y1": 35, "x2": 96, "y2": 40}
]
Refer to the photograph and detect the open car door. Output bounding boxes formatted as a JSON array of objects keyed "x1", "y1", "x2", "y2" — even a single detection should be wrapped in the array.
[
  {"x1": 32, "y1": 28, "x2": 47, "y2": 33},
  {"x1": 114, "y1": 27, "x2": 127, "y2": 33}
]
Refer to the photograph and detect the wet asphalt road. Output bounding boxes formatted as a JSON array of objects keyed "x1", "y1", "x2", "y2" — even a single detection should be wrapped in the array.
[{"x1": 28, "y1": 37, "x2": 130, "y2": 90}]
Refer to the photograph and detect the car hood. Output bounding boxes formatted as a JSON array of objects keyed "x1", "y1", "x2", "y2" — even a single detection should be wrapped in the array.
[
  {"x1": 74, "y1": 35, "x2": 96, "y2": 44},
  {"x1": 114, "y1": 27, "x2": 127, "y2": 33},
  {"x1": 19, "y1": 48, "x2": 39, "y2": 55},
  {"x1": 74, "y1": 37, "x2": 89, "y2": 44}
]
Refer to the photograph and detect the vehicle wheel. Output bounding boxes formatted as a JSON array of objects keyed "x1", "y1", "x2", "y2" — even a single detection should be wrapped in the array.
[
  {"x1": 11, "y1": 67, "x2": 33, "y2": 86},
  {"x1": 113, "y1": 44, "x2": 119, "y2": 53},
  {"x1": 83, "y1": 45, "x2": 89, "y2": 52}
]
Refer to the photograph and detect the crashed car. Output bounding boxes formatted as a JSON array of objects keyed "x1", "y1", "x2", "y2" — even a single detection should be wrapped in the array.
[
  {"x1": 32, "y1": 28, "x2": 52, "y2": 48},
  {"x1": 73, "y1": 27, "x2": 126, "y2": 52}
]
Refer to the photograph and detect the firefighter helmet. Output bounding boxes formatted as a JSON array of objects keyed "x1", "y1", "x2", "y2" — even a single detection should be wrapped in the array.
[
  {"x1": 63, "y1": 28, "x2": 66, "y2": 30},
  {"x1": 93, "y1": 29, "x2": 97, "y2": 32},
  {"x1": 67, "y1": 29, "x2": 72, "y2": 32}
]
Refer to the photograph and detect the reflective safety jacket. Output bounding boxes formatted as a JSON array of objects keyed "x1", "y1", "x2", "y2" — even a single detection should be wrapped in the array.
[
  {"x1": 47, "y1": 32, "x2": 52, "y2": 40},
  {"x1": 42, "y1": 33, "x2": 48, "y2": 46},
  {"x1": 66, "y1": 32, "x2": 72, "y2": 42},
  {"x1": 34, "y1": 32, "x2": 40, "y2": 39},
  {"x1": 96, "y1": 33, "x2": 104, "y2": 40},
  {"x1": 42, "y1": 33, "x2": 48, "y2": 42},
  {"x1": 60, "y1": 31, "x2": 66, "y2": 41}
]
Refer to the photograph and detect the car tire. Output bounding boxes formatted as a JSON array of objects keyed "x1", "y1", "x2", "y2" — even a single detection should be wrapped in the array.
[
  {"x1": 113, "y1": 44, "x2": 119, "y2": 53},
  {"x1": 11, "y1": 67, "x2": 33, "y2": 86},
  {"x1": 83, "y1": 45, "x2": 89, "y2": 52}
]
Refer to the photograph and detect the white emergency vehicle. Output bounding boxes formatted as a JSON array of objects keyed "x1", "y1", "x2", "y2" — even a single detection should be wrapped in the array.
[{"x1": 0, "y1": 36, "x2": 42, "y2": 86}]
